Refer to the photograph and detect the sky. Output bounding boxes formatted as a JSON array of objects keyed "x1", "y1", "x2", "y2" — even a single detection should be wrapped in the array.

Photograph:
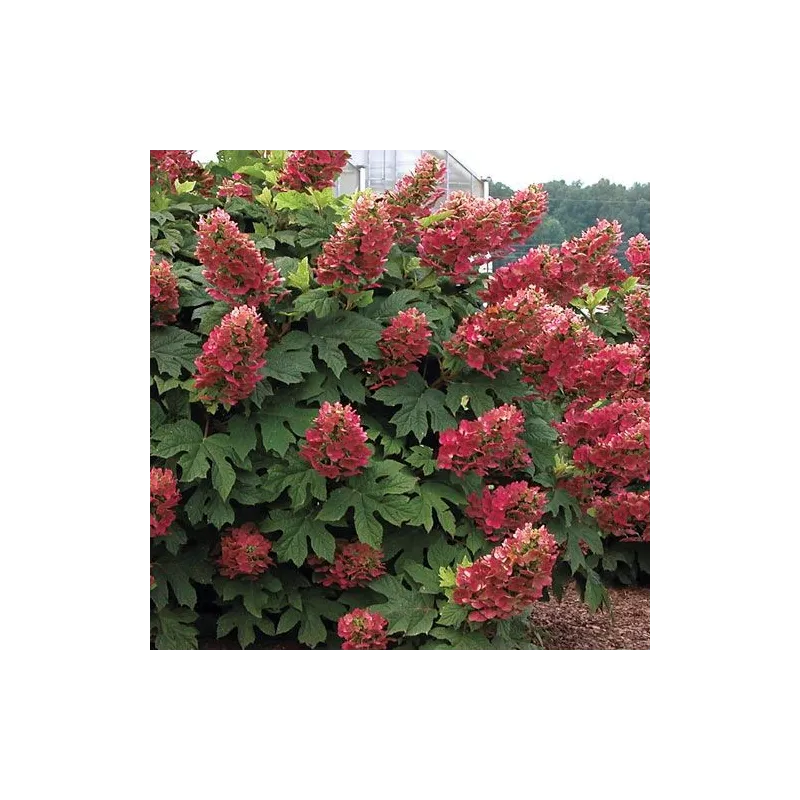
[{"x1": 193, "y1": 147, "x2": 650, "y2": 190}]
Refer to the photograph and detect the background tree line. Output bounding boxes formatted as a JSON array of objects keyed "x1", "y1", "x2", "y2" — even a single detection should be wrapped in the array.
[{"x1": 490, "y1": 179, "x2": 650, "y2": 268}]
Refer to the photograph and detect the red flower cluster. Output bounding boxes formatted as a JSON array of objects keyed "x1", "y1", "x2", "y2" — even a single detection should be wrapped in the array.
[
  {"x1": 591, "y1": 491, "x2": 650, "y2": 542},
  {"x1": 519, "y1": 304, "x2": 605, "y2": 396},
  {"x1": 560, "y1": 219, "x2": 626, "y2": 293},
  {"x1": 445, "y1": 286, "x2": 546, "y2": 377},
  {"x1": 625, "y1": 287, "x2": 650, "y2": 347},
  {"x1": 504, "y1": 184, "x2": 549, "y2": 241},
  {"x1": 337, "y1": 608, "x2": 389, "y2": 650},
  {"x1": 277, "y1": 150, "x2": 350, "y2": 192},
  {"x1": 150, "y1": 249, "x2": 179, "y2": 326},
  {"x1": 308, "y1": 541, "x2": 386, "y2": 589},
  {"x1": 570, "y1": 342, "x2": 647, "y2": 402},
  {"x1": 437, "y1": 404, "x2": 531, "y2": 477},
  {"x1": 453, "y1": 523, "x2": 559, "y2": 622},
  {"x1": 195, "y1": 208, "x2": 285, "y2": 307},
  {"x1": 314, "y1": 193, "x2": 395, "y2": 293},
  {"x1": 626, "y1": 234, "x2": 650, "y2": 281},
  {"x1": 218, "y1": 522, "x2": 274, "y2": 579},
  {"x1": 380, "y1": 153, "x2": 446, "y2": 241},
  {"x1": 150, "y1": 467, "x2": 181, "y2": 538},
  {"x1": 367, "y1": 308, "x2": 432, "y2": 389},
  {"x1": 217, "y1": 173, "x2": 254, "y2": 200},
  {"x1": 573, "y1": 418, "x2": 649, "y2": 484},
  {"x1": 466, "y1": 481, "x2": 547, "y2": 542},
  {"x1": 555, "y1": 398, "x2": 650, "y2": 448},
  {"x1": 299, "y1": 402, "x2": 371, "y2": 479},
  {"x1": 150, "y1": 150, "x2": 213, "y2": 194},
  {"x1": 418, "y1": 192, "x2": 513, "y2": 283},
  {"x1": 479, "y1": 245, "x2": 567, "y2": 305},
  {"x1": 193, "y1": 305, "x2": 269, "y2": 407}
]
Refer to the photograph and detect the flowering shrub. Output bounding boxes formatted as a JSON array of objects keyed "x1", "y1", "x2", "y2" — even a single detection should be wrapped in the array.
[{"x1": 150, "y1": 149, "x2": 649, "y2": 650}]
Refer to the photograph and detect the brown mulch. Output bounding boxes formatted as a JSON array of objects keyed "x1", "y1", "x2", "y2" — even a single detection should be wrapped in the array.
[{"x1": 529, "y1": 583, "x2": 649, "y2": 650}]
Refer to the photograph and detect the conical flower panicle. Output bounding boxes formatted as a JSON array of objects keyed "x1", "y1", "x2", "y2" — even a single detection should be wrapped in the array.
[
  {"x1": 193, "y1": 305, "x2": 269, "y2": 408},
  {"x1": 195, "y1": 208, "x2": 285, "y2": 307}
]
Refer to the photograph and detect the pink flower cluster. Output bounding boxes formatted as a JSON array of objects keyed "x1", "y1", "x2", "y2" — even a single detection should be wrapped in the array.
[
  {"x1": 453, "y1": 523, "x2": 559, "y2": 622},
  {"x1": 380, "y1": 153, "x2": 446, "y2": 242},
  {"x1": 591, "y1": 491, "x2": 650, "y2": 542},
  {"x1": 418, "y1": 192, "x2": 512, "y2": 283},
  {"x1": 479, "y1": 245, "x2": 566, "y2": 305},
  {"x1": 277, "y1": 150, "x2": 350, "y2": 192},
  {"x1": 308, "y1": 541, "x2": 386, "y2": 589},
  {"x1": 445, "y1": 286, "x2": 546, "y2": 377},
  {"x1": 504, "y1": 185, "x2": 549, "y2": 241},
  {"x1": 367, "y1": 308, "x2": 432, "y2": 389},
  {"x1": 150, "y1": 249, "x2": 179, "y2": 326},
  {"x1": 150, "y1": 150, "x2": 213, "y2": 194},
  {"x1": 626, "y1": 234, "x2": 650, "y2": 281},
  {"x1": 466, "y1": 481, "x2": 547, "y2": 542},
  {"x1": 195, "y1": 209, "x2": 285, "y2": 307},
  {"x1": 573, "y1": 418, "x2": 650, "y2": 485},
  {"x1": 193, "y1": 305, "x2": 269, "y2": 408},
  {"x1": 518, "y1": 304, "x2": 604, "y2": 395},
  {"x1": 570, "y1": 342, "x2": 648, "y2": 401},
  {"x1": 560, "y1": 218, "x2": 627, "y2": 292},
  {"x1": 218, "y1": 522, "x2": 274, "y2": 579},
  {"x1": 625, "y1": 287, "x2": 650, "y2": 347},
  {"x1": 437, "y1": 404, "x2": 531, "y2": 477},
  {"x1": 217, "y1": 173, "x2": 254, "y2": 200},
  {"x1": 555, "y1": 398, "x2": 650, "y2": 448},
  {"x1": 299, "y1": 402, "x2": 371, "y2": 479},
  {"x1": 314, "y1": 194, "x2": 395, "y2": 293},
  {"x1": 150, "y1": 467, "x2": 181, "y2": 538},
  {"x1": 337, "y1": 608, "x2": 389, "y2": 650}
]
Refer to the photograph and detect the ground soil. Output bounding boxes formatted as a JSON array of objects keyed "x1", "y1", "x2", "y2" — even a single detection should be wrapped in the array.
[{"x1": 529, "y1": 583, "x2": 650, "y2": 650}]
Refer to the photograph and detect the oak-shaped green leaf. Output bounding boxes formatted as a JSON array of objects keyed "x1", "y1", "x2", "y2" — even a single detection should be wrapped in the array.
[
  {"x1": 368, "y1": 574, "x2": 437, "y2": 636},
  {"x1": 253, "y1": 406, "x2": 316, "y2": 457},
  {"x1": 150, "y1": 546, "x2": 214, "y2": 610},
  {"x1": 150, "y1": 327, "x2": 201, "y2": 378},
  {"x1": 152, "y1": 607, "x2": 198, "y2": 650},
  {"x1": 217, "y1": 603, "x2": 276, "y2": 649},
  {"x1": 373, "y1": 373, "x2": 455, "y2": 443},
  {"x1": 261, "y1": 509, "x2": 336, "y2": 566},
  {"x1": 444, "y1": 372, "x2": 529, "y2": 417},
  {"x1": 316, "y1": 460, "x2": 417, "y2": 548},
  {"x1": 263, "y1": 330, "x2": 316, "y2": 384},
  {"x1": 260, "y1": 451, "x2": 327, "y2": 508},
  {"x1": 407, "y1": 482, "x2": 462, "y2": 534},
  {"x1": 307, "y1": 312, "x2": 383, "y2": 377}
]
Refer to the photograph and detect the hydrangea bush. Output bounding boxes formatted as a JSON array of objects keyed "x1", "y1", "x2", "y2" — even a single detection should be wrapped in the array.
[{"x1": 150, "y1": 149, "x2": 650, "y2": 650}]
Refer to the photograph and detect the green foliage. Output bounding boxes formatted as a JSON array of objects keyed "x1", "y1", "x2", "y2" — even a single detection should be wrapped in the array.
[
  {"x1": 317, "y1": 460, "x2": 417, "y2": 548},
  {"x1": 150, "y1": 152, "x2": 645, "y2": 651}
]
